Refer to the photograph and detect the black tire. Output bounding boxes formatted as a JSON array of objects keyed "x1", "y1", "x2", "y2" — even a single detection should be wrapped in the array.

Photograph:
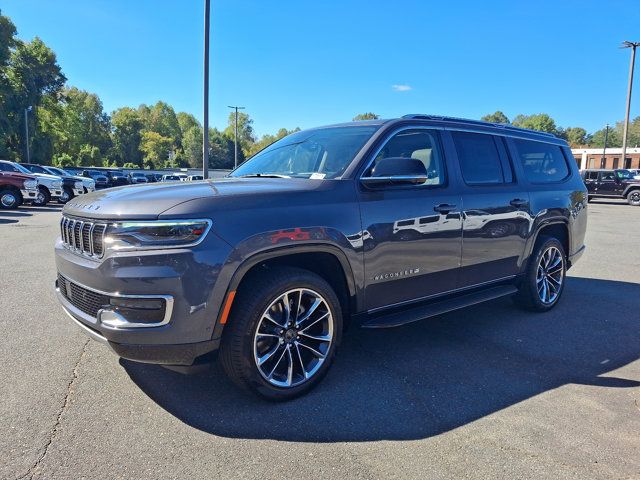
[
  {"x1": 627, "y1": 190, "x2": 640, "y2": 206},
  {"x1": 0, "y1": 188, "x2": 21, "y2": 209},
  {"x1": 32, "y1": 186, "x2": 50, "y2": 206},
  {"x1": 513, "y1": 236, "x2": 566, "y2": 312},
  {"x1": 220, "y1": 266, "x2": 342, "y2": 401},
  {"x1": 58, "y1": 186, "x2": 74, "y2": 204}
]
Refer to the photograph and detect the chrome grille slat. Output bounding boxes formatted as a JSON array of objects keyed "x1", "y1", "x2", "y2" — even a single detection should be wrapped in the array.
[{"x1": 60, "y1": 215, "x2": 107, "y2": 258}]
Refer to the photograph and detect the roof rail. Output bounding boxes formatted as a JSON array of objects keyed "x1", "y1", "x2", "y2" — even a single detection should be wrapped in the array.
[{"x1": 401, "y1": 114, "x2": 557, "y2": 138}]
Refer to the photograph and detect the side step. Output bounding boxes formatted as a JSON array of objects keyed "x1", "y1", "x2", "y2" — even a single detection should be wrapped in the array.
[{"x1": 362, "y1": 285, "x2": 518, "y2": 329}]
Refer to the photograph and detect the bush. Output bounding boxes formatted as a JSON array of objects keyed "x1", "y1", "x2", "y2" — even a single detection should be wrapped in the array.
[{"x1": 52, "y1": 153, "x2": 75, "y2": 167}]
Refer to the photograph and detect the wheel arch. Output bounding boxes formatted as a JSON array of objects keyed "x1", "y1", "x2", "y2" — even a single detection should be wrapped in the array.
[
  {"x1": 215, "y1": 244, "x2": 357, "y2": 334},
  {"x1": 528, "y1": 219, "x2": 571, "y2": 267}
]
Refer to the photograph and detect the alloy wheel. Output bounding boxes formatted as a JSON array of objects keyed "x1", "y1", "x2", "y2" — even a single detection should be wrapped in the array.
[
  {"x1": 536, "y1": 246, "x2": 564, "y2": 305},
  {"x1": 253, "y1": 288, "x2": 333, "y2": 388},
  {"x1": 1, "y1": 193, "x2": 17, "y2": 208}
]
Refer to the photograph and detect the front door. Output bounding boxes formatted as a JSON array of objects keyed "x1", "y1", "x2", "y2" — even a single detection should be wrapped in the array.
[
  {"x1": 597, "y1": 171, "x2": 620, "y2": 195},
  {"x1": 358, "y1": 128, "x2": 463, "y2": 311}
]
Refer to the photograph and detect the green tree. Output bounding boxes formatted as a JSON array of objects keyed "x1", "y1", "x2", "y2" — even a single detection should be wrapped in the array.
[
  {"x1": 122, "y1": 162, "x2": 137, "y2": 169},
  {"x1": 177, "y1": 112, "x2": 200, "y2": 136},
  {"x1": 52, "y1": 152, "x2": 75, "y2": 167},
  {"x1": 481, "y1": 111, "x2": 510, "y2": 124},
  {"x1": 563, "y1": 127, "x2": 588, "y2": 147},
  {"x1": 139, "y1": 101, "x2": 181, "y2": 145},
  {"x1": 512, "y1": 113, "x2": 558, "y2": 135},
  {"x1": 248, "y1": 127, "x2": 298, "y2": 157},
  {"x1": 77, "y1": 143, "x2": 101, "y2": 166},
  {"x1": 352, "y1": 112, "x2": 379, "y2": 121},
  {"x1": 111, "y1": 107, "x2": 143, "y2": 166},
  {"x1": 182, "y1": 125, "x2": 203, "y2": 168},
  {"x1": 223, "y1": 111, "x2": 255, "y2": 157},
  {"x1": 589, "y1": 126, "x2": 622, "y2": 148},
  {"x1": 209, "y1": 128, "x2": 234, "y2": 169},
  {"x1": 140, "y1": 130, "x2": 173, "y2": 169}
]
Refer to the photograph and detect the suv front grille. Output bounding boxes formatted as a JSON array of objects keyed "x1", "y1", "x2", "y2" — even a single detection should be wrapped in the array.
[
  {"x1": 60, "y1": 215, "x2": 107, "y2": 258},
  {"x1": 58, "y1": 273, "x2": 110, "y2": 318}
]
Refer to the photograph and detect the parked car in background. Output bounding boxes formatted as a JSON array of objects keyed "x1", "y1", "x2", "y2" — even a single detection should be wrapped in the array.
[
  {"x1": 144, "y1": 173, "x2": 158, "y2": 183},
  {"x1": 0, "y1": 160, "x2": 63, "y2": 206},
  {"x1": 0, "y1": 170, "x2": 38, "y2": 209},
  {"x1": 187, "y1": 175, "x2": 204, "y2": 181},
  {"x1": 104, "y1": 169, "x2": 130, "y2": 187},
  {"x1": 43, "y1": 166, "x2": 96, "y2": 194},
  {"x1": 161, "y1": 174, "x2": 181, "y2": 182},
  {"x1": 582, "y1": 168, "x2": 640, "y2": 205},
  {"x1": 80, "y1": 170, "x2": 109, "y2": 189},
  {"x1": 55, "y1": 114, "x2": 588, "y2": 400},
  {"x1": 20, "y1": 163, "x2": 83, "y2": 203},
  {"x1": 175, "y1": 173, "x2": 189, "y2": 181},
  {"x1": 129, "y1": 172, "x2": 148, "y2": 184}
]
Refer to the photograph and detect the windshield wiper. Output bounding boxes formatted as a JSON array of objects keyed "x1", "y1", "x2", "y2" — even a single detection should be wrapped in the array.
[{"x1": 239, "y1": 173, "x2": 291, "y2": 178}]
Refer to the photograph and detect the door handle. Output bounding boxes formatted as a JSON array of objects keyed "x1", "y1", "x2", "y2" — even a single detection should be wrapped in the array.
[
  {"x1": 434, "y1": 203, "x2": 456, "y2": 214},
  {"x1": 510, "y1": 198, "x2": 528, "y2": 208}
]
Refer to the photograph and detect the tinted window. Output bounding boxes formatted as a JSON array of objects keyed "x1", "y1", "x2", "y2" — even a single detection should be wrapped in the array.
[
  {"x1": 451, "y1": 132, "x2": 504, "y2": 185},
  {"x1": 600, "y1": 171, "x2": 615, "y2": 181},
  {"x1": 367, "y1": 129, "x2": 445, "y2": 186},
  {"x1": 513, "y1": 139, "x2": 570, "y2": 183},
  {"x1": 587, "y1": 171, "x2": 599, "y2": 180}
]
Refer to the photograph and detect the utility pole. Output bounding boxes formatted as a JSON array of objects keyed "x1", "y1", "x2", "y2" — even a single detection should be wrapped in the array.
[
  {"x1": 621, "y1": 41, "x2": 640, "y2": 170},
  {"x1": 24, "y1": 106, "x2": 32, "y2": 163},
  {"x1": 228, "y1": 105, "x2": 245, "y2": 168},
  {"x1": 602, "y1": 124, "x2": 609, "y2": 168},
  {"x1": 202, "y1": 0, "x2": 210, "y2": 179}
]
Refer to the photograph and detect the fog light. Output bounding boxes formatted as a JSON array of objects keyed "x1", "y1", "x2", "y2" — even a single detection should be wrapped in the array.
[{"x1": 99, "y1": 297, "x2": 168, "y2": 328}]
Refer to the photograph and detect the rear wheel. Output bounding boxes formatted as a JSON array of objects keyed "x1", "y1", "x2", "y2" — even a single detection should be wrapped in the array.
[
  {"x1": 32, "y1": 187, "x2": 50, "y2": 206},
  {"x1": 513, "y1": 236, "x2": 566, "y2": 311},
  {"x1": 220, "y1": 266, "x2": 342, "y2": 401},
  {"x1": 627, "y1": 190, "x2": 640, "y2": 206},
  {"x1": 0, "y1": 188, "x2": 21, "y2": 209},
  {"x1": 58, "y1": 186, "x2": 73, "y2": 204}
]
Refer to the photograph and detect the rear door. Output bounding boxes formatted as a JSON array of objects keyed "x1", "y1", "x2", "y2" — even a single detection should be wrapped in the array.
[
  {"x1": 597, "y1": 171, "x2": 618, "y2": 195},
  {"x1": 446, "y1": 130, "x2": 532, "y2": 287},
  {"x1": 583, "y1": 170, "x2": 598, "y2": 194},
  {"x1": 358, "y1": 127, "x2": 463, "y2": 311}
]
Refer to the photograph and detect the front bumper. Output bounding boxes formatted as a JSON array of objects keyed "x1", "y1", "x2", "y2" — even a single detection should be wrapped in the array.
[
  {"x1": 73, "y1": 187, "x2": 84, "y2": 196},
  {"x1": 20, "y1": 188, "x2": 38, "y2": 201},
  {"x1": 54, "y1": 233, "x2": 233, "y2": 365},
  {"x1": 50, "y1": 189, "x2": 63, "y2": 198}
]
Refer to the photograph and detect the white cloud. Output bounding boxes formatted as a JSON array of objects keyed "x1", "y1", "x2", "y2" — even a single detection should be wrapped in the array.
[{"x1": 392, "y1": 84, "x2": 412, "y2": 92}]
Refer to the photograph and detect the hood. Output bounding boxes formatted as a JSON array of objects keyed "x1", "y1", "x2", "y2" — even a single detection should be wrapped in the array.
[
  {"x1": 0, "y1": 171, "x2": 36, "y2": 181},
  {"x1": 31, "y1": 172, "x2": 62, "y2": 181},
  {"x1": 61, "y1": 178, "x2": 317, "y2": 220}
]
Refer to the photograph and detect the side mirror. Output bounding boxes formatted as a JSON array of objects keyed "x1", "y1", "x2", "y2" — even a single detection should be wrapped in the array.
[{"x1": 361, "y1": 157, "x2": 428, "y2": 187}]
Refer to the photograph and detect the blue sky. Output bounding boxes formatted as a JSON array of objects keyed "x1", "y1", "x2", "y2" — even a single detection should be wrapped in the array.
[{"x1": 3, "y1": 0, "x2": 640, "y2": 136}]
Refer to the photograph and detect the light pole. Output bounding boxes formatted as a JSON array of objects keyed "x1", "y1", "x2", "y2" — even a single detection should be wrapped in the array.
[
  {"x1": 202, "y1": 0, "x2": 210, "y2": 179},
  {"x1": 24, "y1": 106, "x2": 32, "y2": 163},
  {"x1": 228, "y1": 105, "x2": 245, "y2": 168},
  {"x1": 602, "y1": 124, "x2": 609, "y2": 168},
  {"x1": 621, "y1": 41, "x2": 640, "y2": 169}
]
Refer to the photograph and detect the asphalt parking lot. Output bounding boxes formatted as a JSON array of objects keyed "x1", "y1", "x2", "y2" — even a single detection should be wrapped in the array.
[{"x1": 1, "y1": 200, "x2": 639, "y2": 480}]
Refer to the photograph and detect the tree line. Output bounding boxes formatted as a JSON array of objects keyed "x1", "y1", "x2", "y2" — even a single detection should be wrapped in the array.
[{"x1": 2, "y1": 11, "x2": 639, "y2": 171}]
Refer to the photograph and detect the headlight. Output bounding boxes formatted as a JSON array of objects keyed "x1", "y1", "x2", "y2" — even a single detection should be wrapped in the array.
[
  {"x1": 23, "y1": 179, "x2": 38, "y2": 189},
  {"x1": 74, "y1": 181, "x2": 83, "y2": 189},
  {"x1": 103, "y1": 219, "x2": 212, "y2": 251},
  {"x1": 52, "y1": 180, "x2": 62, "y2": 188}
]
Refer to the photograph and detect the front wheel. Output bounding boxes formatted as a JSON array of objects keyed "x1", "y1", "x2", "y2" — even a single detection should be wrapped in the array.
[
  {"x1": 0, "y1": 189, "x2": 21, "y2": 209},
  {"x1": 32, "y1": 187, "x2": 50, "y2": 206},
  {"x1": 627, "y1": 190, "x2": 640, "y2": 206},
  {"x1": 513, "y1": 236, "x2": 566, "y2": 311},
  {"x1": 220, "y1": 267, "x2": 342, "y2": 401},
  {"x1": 58, "y1": 187, "x2": 73, "y2": 204}
]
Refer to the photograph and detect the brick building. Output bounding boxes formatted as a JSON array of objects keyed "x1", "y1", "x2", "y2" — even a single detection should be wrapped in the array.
[{"x1": 571, "y1": 147, "x2": 640, "y2": 170}]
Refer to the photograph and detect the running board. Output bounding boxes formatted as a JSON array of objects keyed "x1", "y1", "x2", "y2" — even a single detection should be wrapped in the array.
[{"x1": 361, "y1": 285, "x2": 518, "y2": 329}]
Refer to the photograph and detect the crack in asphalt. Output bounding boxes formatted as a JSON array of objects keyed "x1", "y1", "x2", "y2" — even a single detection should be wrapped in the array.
[{"x1": 15, "y1": 338, "x2": 90, "y2": 480}]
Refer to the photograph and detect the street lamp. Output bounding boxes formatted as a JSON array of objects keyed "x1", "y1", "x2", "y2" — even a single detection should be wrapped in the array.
[
  {"x1": 227, "y1": 105, "x2": 245, "y2": 168},
  {"x1": 602, "y1": 124, "x2": 609, "y2": 168},
  {"x1": 621, "y1": 41, "x2": 640, "y2": 169},
  {"x1": 24, "y1": 106, "x2": 33, "y2": 163},
  {"x1": 202, "y1": 0, "x2": 210, "y2": 179}
]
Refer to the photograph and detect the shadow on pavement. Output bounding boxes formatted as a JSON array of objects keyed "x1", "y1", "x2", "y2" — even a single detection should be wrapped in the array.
[{"x1": 123, "y1": 276, "x2": 640, "y2": 442}]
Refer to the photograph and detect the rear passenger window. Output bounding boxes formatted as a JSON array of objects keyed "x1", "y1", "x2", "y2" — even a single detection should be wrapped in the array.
[
  {"x1": 451, "y1": 132, "x2": 505, "y2": 185},
  {"x1": 512, "y1": 139, "x2": 570, "y2": 183}
]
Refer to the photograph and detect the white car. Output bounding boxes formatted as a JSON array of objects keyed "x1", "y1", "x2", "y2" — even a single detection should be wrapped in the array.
[
  {"x1": 44, "y1": 166, "x2": 95, "y2": 193},
  {"x1": 187, "y1": 175, "x2": 204, "y2": 181},
  {"x1": 161, "y1": 174, "x2": 182, "y2": 182},
  {"x1": 0, "y1": 160, "x2": 63, "y2": 206}
]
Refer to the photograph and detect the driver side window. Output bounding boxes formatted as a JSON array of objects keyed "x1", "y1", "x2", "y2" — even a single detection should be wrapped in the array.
[{"x1": 366, "y1": 129, "x2": 445, "y2": 186}]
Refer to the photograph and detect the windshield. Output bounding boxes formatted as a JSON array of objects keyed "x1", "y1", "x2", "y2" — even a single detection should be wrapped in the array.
[
  {"x1": 44, "y1": 167, "x2": 66, "y2": 176},
  {"x1": 10, "y1": 162, "x2": 31, "y2": 174},
  {"x1": 230, "y1": 126, "x2": 379, "y2": 179},
  {"x1": 27, "y1": 164, "x2": 48, "y2": 174},
  {"x1": 616, "y1": 169, "x2": 637, "y2": 180},
  {"x1": 133, "y1": 173, "x2": 145, "y2": 177}
]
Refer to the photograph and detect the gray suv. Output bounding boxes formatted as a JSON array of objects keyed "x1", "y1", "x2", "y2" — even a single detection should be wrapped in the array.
[{"x1": 55, "y1": 115, "x2": 588, "y2": 400}]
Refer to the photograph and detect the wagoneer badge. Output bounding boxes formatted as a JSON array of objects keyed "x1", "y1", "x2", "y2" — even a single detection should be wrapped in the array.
[{"x1": 373, "y1": 268, "x2": 420, "y2": 282}]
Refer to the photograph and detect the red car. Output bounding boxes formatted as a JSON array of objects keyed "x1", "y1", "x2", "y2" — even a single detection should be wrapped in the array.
[{"x1": 0, "y1": 171, "x2": 39, "y2": 209}]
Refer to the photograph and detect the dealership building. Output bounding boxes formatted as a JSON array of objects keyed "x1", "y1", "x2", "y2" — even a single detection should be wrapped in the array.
[{"x1": 571, "y1": 147, "x2": 640, "y2": 170}]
